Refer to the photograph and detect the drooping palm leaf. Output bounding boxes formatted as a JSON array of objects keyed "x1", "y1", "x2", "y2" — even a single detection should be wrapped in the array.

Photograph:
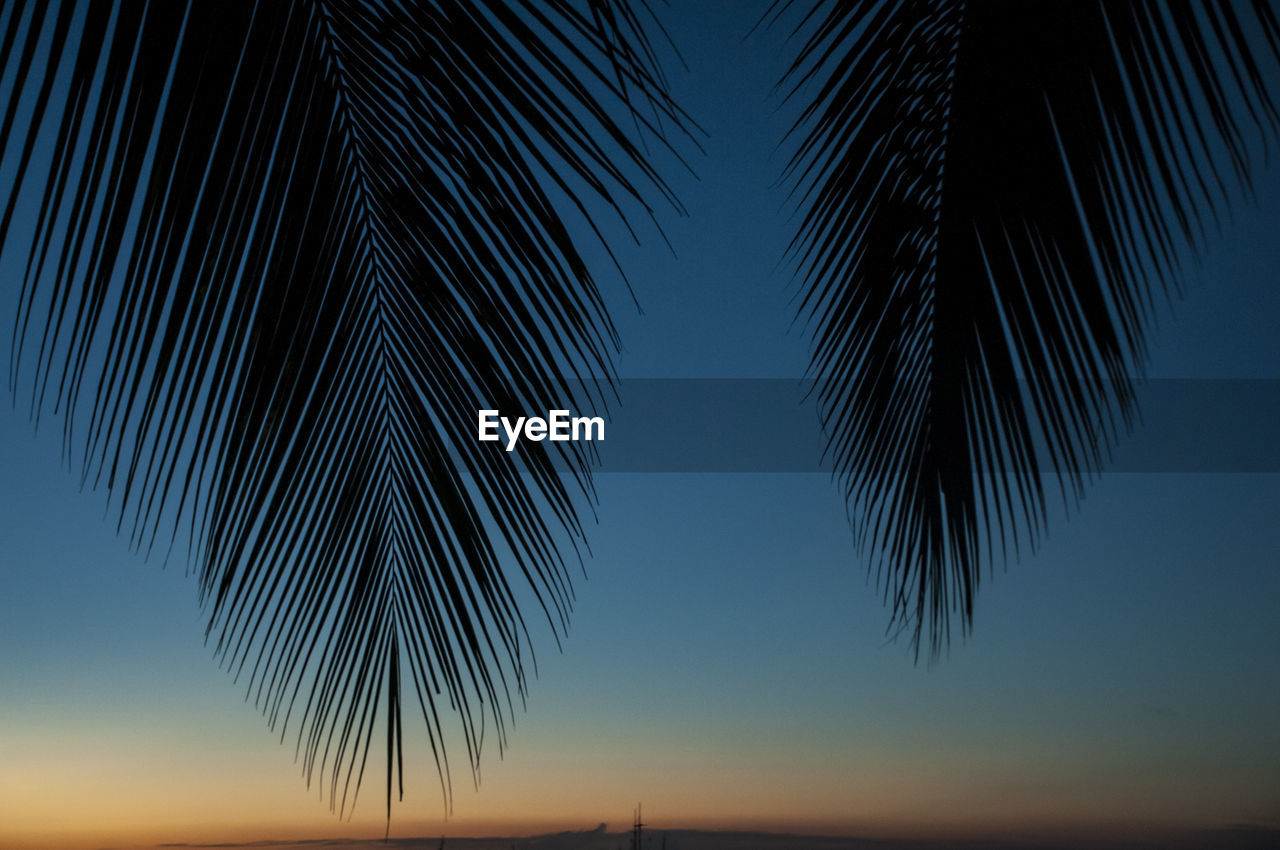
[
  {"x1": 1, "y1": 0, "x2": 690, "y2": 817},
  {"x1": 776, "y1": 0, "x2": 1280, "y2": 657}
]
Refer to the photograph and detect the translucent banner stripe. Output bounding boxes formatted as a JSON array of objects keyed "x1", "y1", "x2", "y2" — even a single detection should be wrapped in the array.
[{"x1": 469, "y1": 379, "x2": 1280, "y2": 473}]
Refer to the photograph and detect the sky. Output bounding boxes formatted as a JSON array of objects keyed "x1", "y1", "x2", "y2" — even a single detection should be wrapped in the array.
[{"x1": 2, "y1": 1, "x2": 1280, "y2": 848}]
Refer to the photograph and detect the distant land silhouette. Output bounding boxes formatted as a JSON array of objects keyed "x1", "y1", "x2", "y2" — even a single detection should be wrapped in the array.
[{"x1": 151, "y1": 823, "x2": 1280, "y2": 850}]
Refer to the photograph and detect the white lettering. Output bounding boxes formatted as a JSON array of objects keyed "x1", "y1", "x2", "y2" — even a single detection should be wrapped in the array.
[
  {"x1": 478, "y1": 410, "x2": 500, "y2": 442},
  {"x1": 478, "y1": 409, "x2": 603, "y2": 450},
  {"x1": 502, "y1": 416, "x2": 525, "y2": 452},
  {"x1": 549, "y1": 409, "x2": 570, "y2": 441},
  {"x1": 573, "y1": 415, "x2": 605, "y2": 441}
]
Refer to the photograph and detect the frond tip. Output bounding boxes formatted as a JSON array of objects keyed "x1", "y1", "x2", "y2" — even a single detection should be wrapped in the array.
[
  {"x1": 1, "y1": 0, "x2": 691, "y2": 818},
  {"x1": 778, "y1": 0, "x2": 1280, "y2": 658}
]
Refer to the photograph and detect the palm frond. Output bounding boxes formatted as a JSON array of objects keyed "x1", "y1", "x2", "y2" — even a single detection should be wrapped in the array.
[
  {"x1": 776, "y1": 0, "x2": 1280, "y2": 658},
  {"x1": 1, "y1": 0, "x2": 690, "y2": 818}
]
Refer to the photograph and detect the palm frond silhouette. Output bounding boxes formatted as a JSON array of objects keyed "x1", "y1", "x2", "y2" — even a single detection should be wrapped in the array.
[
  {"x1": 1, "y1": 0, "x2": 690, "y2": 818},
  {"x1": 6, "y1": 0, "x2": 1280, "y2": 825},
  {"x1": 776, "y1": 0, "x2": 1280, "y2": 657}
]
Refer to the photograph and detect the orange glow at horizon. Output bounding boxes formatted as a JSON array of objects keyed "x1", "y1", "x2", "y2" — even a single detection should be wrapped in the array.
[{"x1": 2, "y1": 713, "x2": 1266, "y2": 850}]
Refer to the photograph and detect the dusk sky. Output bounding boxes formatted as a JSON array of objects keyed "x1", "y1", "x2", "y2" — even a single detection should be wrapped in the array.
[{"x1": 3, "y1": 2, "x2": 1280, "y2": 849}]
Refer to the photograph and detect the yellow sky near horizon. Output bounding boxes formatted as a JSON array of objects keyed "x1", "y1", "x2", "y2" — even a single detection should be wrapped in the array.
[{"x1": 2, "y1": 706, "x2": 1269, "y2": 850}]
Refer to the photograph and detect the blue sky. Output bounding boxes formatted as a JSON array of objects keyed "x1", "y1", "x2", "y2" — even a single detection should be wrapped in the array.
[{"x1": 2, "y1": 1, "x2": 1279, "y2": 846}]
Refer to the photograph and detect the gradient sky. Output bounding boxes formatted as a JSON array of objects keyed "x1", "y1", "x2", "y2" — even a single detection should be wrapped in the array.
[{"x1": 3, "y1": 2, "x2": 1280, "y2": 848}]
